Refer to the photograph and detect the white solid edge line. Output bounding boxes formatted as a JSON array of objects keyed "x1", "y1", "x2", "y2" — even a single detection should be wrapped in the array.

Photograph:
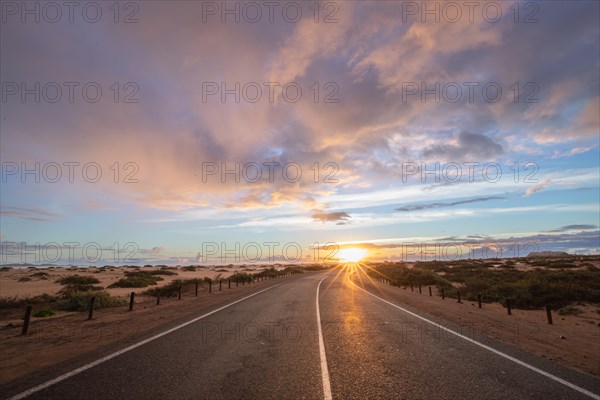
[
  {"x1": 7, "y1": 284, "x2": 282, "y2": 400},
  {"x1": 316, "y1": 276, "x2": 333, "y2": 400},
  {"x1": 348, "y1": 278, "x2": 600, "y2": 400}
]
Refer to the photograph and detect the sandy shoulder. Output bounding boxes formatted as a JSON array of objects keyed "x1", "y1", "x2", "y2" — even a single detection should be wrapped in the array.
[
  {"x1": 0, "y1": 266, "x2": 289, "y2": 386},
  {"x1": 365, "y1": 278, "x2": 600, "y2": 377}
]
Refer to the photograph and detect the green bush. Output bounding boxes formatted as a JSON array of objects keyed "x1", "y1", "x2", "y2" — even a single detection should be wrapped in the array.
[
  {"x1": 368, "y1": 263, "x2": 452, "y2": 289},
  {"x1": 143, "y1": 278, "x2": 203, "y2": 297},
  {"x1": 441, "y1": 268, "x2": 600, "y2": 308},
  {"x1": 109, "y1": 277, "x2": 152, "y2": 288},
  {"x1": 59, "y1": 290, "x2": 126, "y2": 311},
  {"x1": 368, "y1": 261, "x2": 600, "y2": 309},
  {"x1": 413, "y1": 261, "x2": 448, "y2": 272},
  {"x1": 109, "y1": 272, "x2": 163, "y2": 288},
  {"x1": 59, "y1": 284, "x2": 105, "y2": 296},
  {"x1": 34, "y1": 307, "x2": 55, "y2": 318},
  {"x1": 303, "y1": 265, "x2": 330, "y2": 271},
  {"x1": 254, "y1": 267, "x2": 279, "y2": 278},
  {"x1": 281, "y1": 267, "x2": 304, "y2": 275},
  {"x1": 148, "y1": 270, "x2": 177, "y2": 276},
  {"x1": 228, "y1": 272, "x2": 253, "y2": 283},
  {"x1": 56, "y1": 275, "x2": 100, "y2": 285},
  {"x1": 18, "y1": 277, "x2": 31, "y2": 282},
  {"x1": 546, "y1": 263, "x2": 578, "y2": 269}
]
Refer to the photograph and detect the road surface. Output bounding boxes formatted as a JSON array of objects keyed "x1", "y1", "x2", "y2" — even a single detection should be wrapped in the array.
[{"x1": 2, "y1": 268, "x2": 599, "y2": 399}]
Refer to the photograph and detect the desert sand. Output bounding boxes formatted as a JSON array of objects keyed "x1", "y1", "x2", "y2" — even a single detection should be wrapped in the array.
[{"x1": 0, "y1": 265, "x2": 258, "y2": 298}]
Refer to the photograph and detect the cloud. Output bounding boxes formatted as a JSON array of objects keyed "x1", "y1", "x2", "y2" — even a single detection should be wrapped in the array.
[
  {"x1": 422, "y1": 132, "x2": 504, "y2": 161},
  {"x1": 330, "y1": 229, "x2": 600, "y2": 257},
  {"x1": 312, "y1": 212, "x2": 351, "y2": 223},
  {"x1": 550, "y1": 146, "x2": 595, "y2": 159},
  {"x1": 0, "y1": 206, "x2": 61, "y2": 222},
  {"x1": 546, "y1": 225, "x2": 597, "y2": 232},
  {"x1": 1, "y1": 1, "x2": 598, "y2": 218},
  {"x1": 353, "y1": 8, "x2": 503, "y2": 88},
  {"x1": 139, "y1": 247, "x2": 165, "y2": 255},
  {"x1": 395, "y1": 196, "x2": 505, "y2": 212},
  {"x1": 267, "y1": 8, "x2": 353, "y2": 83},
  {"x1": 524, "y1": 178, "x2": 552, "y2": 197},
  {"x1": 532, "y1": 97, "x2": 600, "y2": 144}
]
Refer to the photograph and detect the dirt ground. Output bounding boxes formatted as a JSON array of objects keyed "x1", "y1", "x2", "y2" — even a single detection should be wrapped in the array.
[
  {"x1": 363, "y1": 276, "x2": 600, "y2": 377},
  {"x1": 0, "y1": 270, "x2": 285, "y2": 385}
]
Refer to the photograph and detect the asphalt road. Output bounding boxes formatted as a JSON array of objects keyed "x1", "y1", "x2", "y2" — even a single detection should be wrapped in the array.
[{"x1": 2, "y1": 268, "x2": 600, "y2": 400}]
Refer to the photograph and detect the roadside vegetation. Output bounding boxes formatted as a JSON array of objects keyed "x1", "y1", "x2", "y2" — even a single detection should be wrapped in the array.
[
  {"x1": 58, "y1": 290, "x2": 127, "y2": 311},
  {"x1": 143, "y1": 278, "x2": 206, "y2": 297},
  {"x1": 367, "y1": 257, "x2": 600, "y2": 309},
  {"x1": 108, "y1": 270, "x2": 175, "y2": 288},
  {"x1": 1, "y1": 264, "x2": 331, "y2": 314},
  {"x1": 56, "y1": 275, "x2": 100, "y2": 285}
]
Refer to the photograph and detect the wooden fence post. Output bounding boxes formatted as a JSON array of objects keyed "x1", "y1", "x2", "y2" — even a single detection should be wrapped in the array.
[
  {"x1": 129, "y1": 292, "x2": 135, "y2": 311},
  {"x1": 506, "y1": 299, "x2": 512, "y2": 315},
  {"x1": 21, "y1": 305, "x2": 32, "y2": 336},
  {"x1": 156, "y1": 289, "x2": 161, "y2": 305},
  {"x1": 546, "y1": 305, "x2": 553, "y2": 325},
  {"x1": 87, "y1": 297, "x2": 96, "y2": 320}
]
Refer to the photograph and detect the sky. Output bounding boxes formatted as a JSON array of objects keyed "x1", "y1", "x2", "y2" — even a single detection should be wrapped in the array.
[{"x1": 1, "y1": 0, "x2": 599, "y2": 265}]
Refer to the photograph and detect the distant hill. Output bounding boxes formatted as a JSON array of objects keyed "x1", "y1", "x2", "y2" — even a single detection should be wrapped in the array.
[{"x1": 527, "y1": 251, "x2": 571, "y2": 258}]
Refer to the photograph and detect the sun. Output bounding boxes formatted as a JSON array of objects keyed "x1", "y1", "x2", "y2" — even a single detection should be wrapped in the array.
[{"x1": 337, "y1": 247, "x2": 368, "y2": 263}]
